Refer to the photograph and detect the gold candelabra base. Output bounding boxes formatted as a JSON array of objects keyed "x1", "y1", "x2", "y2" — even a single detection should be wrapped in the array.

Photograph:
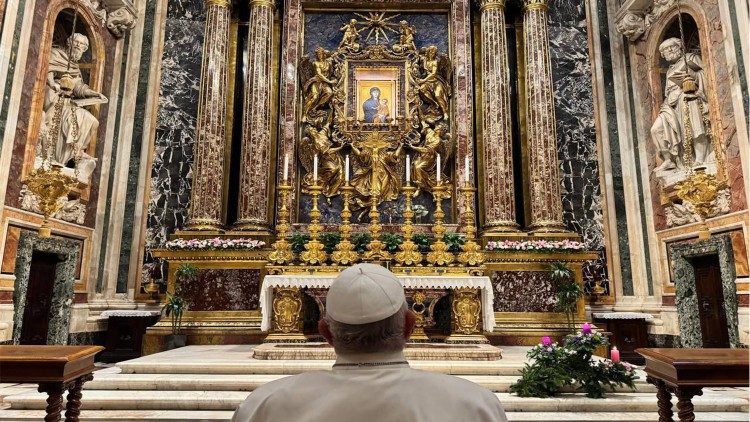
[
  {"x1": 300, "y1": 184, "x2": 328, "y2": 265},
  {"x1": 426, "y1": 182, "x2": 454, "y2": 266},
  {"x1": 395, "y1": 184, "x2": 422, "y2": 266},
  {"x1": 269, "y1": 183, "x2": 294, "y2": 265},
  {"x1": 457, "y1": 184, "x2": 485, "y2": 266},
  {"x1": 331, "y1": 183, "x2": 359, "y2": 265},
  {"x1": 363, "y1": 194, "x2": 391, "y2": 261},
  {"x1": 26, "y1": 164, "x2": 78, "y2": 238}
]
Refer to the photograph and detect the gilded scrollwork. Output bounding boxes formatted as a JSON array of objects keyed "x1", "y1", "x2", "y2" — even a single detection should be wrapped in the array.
[{"x1": 298, "y1": 16, "x2": 454, "y2": 209}]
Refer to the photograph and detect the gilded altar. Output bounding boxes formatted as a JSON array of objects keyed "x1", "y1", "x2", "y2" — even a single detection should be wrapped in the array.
[{"x1": 142, "y1": 0, "x2": 602, "y2": 352}]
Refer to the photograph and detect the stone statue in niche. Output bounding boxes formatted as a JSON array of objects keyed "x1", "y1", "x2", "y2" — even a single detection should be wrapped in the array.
[
  {"x1": 38, "y1": 32, "x2": 107, "y2": 186},
  {"x1": 650, "y1": 38, "x2": 713, "y2": 184}
]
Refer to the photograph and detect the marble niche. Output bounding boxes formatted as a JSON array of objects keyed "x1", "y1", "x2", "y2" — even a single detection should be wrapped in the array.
[{"x1": 11, "y1": 232, "x2": 80, "y2": 345}]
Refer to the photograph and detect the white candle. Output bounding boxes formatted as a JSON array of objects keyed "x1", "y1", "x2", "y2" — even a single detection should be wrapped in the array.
[
  {"x1": 406, "y1": 155, "x2": 411, "y2": 183},
  {"x1": 283, "y1": 153, "x2": 289, "y2": 182},
  {"x1": 345, "y1": 155, "x2": 350, "y2": 182},
  {"x1": 313, "y1": 154, "x2": 318, "y2": 183},
  {"x1": 436, "y1": 154, "x2": 441, "y2": 183},
  {"x1": 464, "y1": 155, "x2": 470, "y2": 183}
]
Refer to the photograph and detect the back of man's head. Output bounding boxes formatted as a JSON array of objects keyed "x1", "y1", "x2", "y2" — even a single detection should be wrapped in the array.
[{"x1": 320, "y1": 263, "x2": 412, "y2": 354}]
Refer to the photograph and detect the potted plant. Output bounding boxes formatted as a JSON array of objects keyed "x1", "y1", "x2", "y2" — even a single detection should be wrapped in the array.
[
  {"x1": 550, "y1": 262, "x2": 583, "y2": 333},
  {"x1": 162, "y1": 290, "x2": 187, "y2": 349}
]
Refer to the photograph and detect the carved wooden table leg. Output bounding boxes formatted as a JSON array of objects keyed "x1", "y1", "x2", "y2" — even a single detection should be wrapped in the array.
[
  {"x1": 64, "y1": 373, "x2": 93, "y2": 422},
  {"x1": 647, "y1": 376, "x2": 673, "y2": 422},
  {"x1": 675, "y1": 387, "x2": 702, "y2": 422},
  {"x1": 38, "y1": 382, "x2": 65, "y2": 422}
]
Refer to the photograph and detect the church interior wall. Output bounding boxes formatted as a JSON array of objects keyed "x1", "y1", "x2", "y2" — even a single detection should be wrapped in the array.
[{"x1": 610, "y1": 0, "x2": 749, "y2": 345}]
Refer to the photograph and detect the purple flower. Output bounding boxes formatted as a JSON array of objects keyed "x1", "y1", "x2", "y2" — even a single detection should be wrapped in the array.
[
  {"x1": 542, "y1": 336, "x2": 552, "y2": 346},
  {"x1": 582, "y1": 322, "x2": 592, "y2": 335}
]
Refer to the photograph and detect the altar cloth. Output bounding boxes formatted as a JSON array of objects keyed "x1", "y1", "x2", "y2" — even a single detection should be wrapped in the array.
[{"x1": 260, "y1": 274, "x2": 495, "y2": 332}]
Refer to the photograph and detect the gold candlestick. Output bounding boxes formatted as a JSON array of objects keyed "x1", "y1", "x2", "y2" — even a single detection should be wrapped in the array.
[
  {"x1": 394, "y1": 183, "x2": 422, "y2": 266},
  {"x1": 457, "y1": 183, "x2": 485, "y2": 266},
  {"x1": 426, "y1": 182, "x2": 454, "y2": 266},
  {"x1": 300, "y1": 184, "x2": 328, "y2": 265},
  {"x1": 269, "y1": 183, "x2": 294, "y2": 265},
  {"x1": 331, "y1": 182, "x2": 359, "y2": 265},
  {"x1": 363, "y1": 193, "x2": 391, "y2": 261}
]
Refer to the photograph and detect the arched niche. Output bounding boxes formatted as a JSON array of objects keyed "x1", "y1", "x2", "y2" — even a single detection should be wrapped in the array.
[
  {"x1": 645, "y1": 6, "x2": 725, "y2": 188},
  {"x1": 22, "y1": 1, "x2": 106, "y2": 201}
]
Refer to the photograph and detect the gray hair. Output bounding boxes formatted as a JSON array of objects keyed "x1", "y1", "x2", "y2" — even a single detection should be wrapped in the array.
[
  {"x1": 659, "y1": 37, "x2": 683, "y2": 52},
  {"x1": 324, "y1": 303, "x2": 407, "y2": 354}
]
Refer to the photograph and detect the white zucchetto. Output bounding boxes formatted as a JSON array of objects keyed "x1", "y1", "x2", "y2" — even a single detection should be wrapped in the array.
[{"x1": 326, "y1": 263, "x2": 405, "y2": 325}]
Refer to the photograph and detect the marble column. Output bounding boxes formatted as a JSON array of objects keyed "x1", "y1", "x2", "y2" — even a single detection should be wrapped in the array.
[
  {"x1": 478, "y1": 0, "x2": 519, "y2": 233},
  {"x1": 523, "y1": 0, "x2": 566, "y2": 232},
  {"x1": 185, "y1": 0, "x2": 231, "y2": 231},
  {"x1": 234, "y1": 0, "x2": 275, "y2": 234}
]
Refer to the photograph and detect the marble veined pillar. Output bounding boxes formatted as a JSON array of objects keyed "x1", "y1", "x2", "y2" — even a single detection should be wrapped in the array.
[
  {"x1": 523, "y1": 0, "x2": 566, "y2": 232},
  {"x1": 479, "y1": 0, "x2": 519, "y2": 233},
  {"x1": 235, "y1": 0, "x2": 275, "y2": 234},
  {"x1": 185, "y1": 0, "x2": 231, "y2": 231}
]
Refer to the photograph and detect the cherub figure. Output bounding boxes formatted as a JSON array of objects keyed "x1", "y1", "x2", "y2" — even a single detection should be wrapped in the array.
[
  {"x1": 339, "y1": 19, "x2": 361, "y2": 52},
  {"x1": 393, "y1": 20, "x2": 417, "y2": 53}
]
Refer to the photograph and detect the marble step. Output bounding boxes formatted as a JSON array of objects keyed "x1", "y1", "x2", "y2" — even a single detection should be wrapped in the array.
[
  {"x1": 4, "y1": 390, "x2": 746, "y2": 413},
  {"x1": 84, "y1": 372, "x2": 656, "y2": 393},
  {"x1": 0, "y1": 410, "x2": 748, "y2": 422},
  {"x1": 117, "y1": 359, "x2": 533, "y2": 376}
]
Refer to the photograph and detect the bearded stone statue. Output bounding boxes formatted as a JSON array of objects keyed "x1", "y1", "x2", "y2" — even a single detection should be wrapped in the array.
[
  {"x1": 650, "y1": 37, "x2": 712, "y2": 179},
  {"x1": 38, "y1": 33, "x2": 106, "y2": 185}
]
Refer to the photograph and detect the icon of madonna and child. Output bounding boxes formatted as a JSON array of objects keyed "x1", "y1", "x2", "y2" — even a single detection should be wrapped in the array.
[{"x1": 362, "y1": 86, "x2": 391, "y2": 124}]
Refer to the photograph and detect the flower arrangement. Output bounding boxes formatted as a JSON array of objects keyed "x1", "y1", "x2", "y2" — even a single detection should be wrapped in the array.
[
  {"x1": 510, "y1": 323, "x2": 637, "y2": 398},
  {"x1": 486, "y1": 239, "x2": 586, "y2": 252},
  {"x1": 165, "y1": 237, "x2": 266, "y2": 251}
]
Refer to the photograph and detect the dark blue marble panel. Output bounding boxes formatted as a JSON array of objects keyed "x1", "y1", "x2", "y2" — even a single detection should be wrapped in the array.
[{"x1": 303, "y1": 12, "x2": 449, "y2": 55}]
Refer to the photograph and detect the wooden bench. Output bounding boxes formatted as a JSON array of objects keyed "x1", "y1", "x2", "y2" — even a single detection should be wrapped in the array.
[
  {"x1": 0, "y1": 345, "x2": 103, "y2": 422},
  {"x1": 637, "y1": 348, "x2": 749, "y2": 422}
]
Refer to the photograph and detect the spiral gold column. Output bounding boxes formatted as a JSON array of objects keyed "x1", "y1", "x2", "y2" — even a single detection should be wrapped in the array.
[
  {"x1": 523, "y1": 0, "x2": 567, "y2": 233},
  {"x1": 479, "y1": 0, "x2": 519, "y2": 234},
  {"x1": 185, "y1": 0, "x2": 231, "y2": 231},
  {"x1": 235, "y1": 0, "x2": 275, "y2": 234}
]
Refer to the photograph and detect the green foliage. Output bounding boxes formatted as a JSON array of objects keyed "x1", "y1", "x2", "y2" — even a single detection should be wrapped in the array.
[
  {"x1": 412, "y1": 233, "x2": 432, "y2": 253},
  {"x1": 175, "y1": 263, "x2": 198, "y2": 282},
  {"x1": 380, "y1": 233, "x2": 404, "y2": 253},
  {"x1": 289, "y1": 232, "x2": 310, "y2": 255},
  {"x1": 351, "y1": 233, "x2": 371, "y2": 253},
  {"x1": 550, "y1": 262, "x2": 583, "y2": 333},
  {"x1": 162, "y1": 290, "x2": 187, "y2": 336},
  {"x1": 510, "y1": 328, "x2": 638, "y2": 399},
  {"x1": 443, "y1": 232, "x2": 465, "y2": 253},
  {"x1": 320, "y1": 232, "x2": 342, "y2": 255}
]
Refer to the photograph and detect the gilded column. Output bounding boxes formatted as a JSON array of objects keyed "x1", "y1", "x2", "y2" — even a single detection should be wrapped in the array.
[
  {"x1": 185, "y1": 0, "x2": 231, "y2": 231},
  {"x1": 479, "y1": 0, "x2": 519, "y2": 233},
  {"x1": 235, "y1": 0, "x2": 275, "y2": 234},
  {"x1": 523, "y1": 0, "x2": 566, "y2": 232}
]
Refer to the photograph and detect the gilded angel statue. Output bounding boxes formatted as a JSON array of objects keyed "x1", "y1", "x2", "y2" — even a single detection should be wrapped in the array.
[
  {"x1": 299, "y1": 125, "x2": 345, "y2": 198},
  {"x1": 408, "y1": 123, "x2": 452, "y2": 196},
  {"x1": 414, "y1": 46, "x2": 452, "y2": 123},
  {"x1": 300, "y1": 47, "x2": 337, "y2": 125},
  {"x1": 339, "y1": 19, "x2": 361, "y2": 52}
]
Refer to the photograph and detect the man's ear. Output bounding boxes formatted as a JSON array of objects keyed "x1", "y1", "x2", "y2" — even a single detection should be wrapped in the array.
[
  {"x1": 403, "y1": 310, "x2": 416, "y2": 340},
  {"x1": 319, "y1": 318, "x2": 334, "y2": 345}
]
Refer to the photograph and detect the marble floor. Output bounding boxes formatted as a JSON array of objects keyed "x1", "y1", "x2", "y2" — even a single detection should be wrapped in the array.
[{"x1": 0, "y1": 345, "x2": 747, "y2": 421}]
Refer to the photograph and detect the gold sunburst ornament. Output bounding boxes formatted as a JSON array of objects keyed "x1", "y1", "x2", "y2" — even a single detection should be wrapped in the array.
[{"x1": 354, "y1": 12, "x2": 401, "y2": 44}]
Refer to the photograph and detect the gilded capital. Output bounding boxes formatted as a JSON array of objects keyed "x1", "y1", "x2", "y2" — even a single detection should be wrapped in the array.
[
  {"x1": 249, "y1": 0, "x2": 276, "y2": 8},
  {"x1": 479, "y1": 0, "x2": 506, "y2": 12},
  {"x1": 204, "y1": 0, "x2": 230, "y2": 8},
  {"x1": 523, "y1": 0, "x2": 549, "y2": 12}
]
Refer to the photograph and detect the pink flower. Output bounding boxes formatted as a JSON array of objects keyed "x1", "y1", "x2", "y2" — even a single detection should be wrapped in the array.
[
  {"x1": 542, "y1": 336, "x2": 552, "y2": 346},
  {"x1": 582, "y1": 322, "x2": 592, "y2": 335}
]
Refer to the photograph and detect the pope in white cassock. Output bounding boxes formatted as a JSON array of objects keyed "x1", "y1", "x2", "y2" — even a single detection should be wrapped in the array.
[{"x1": 232, "y1": 263, "x2": 507, "y2": 422}]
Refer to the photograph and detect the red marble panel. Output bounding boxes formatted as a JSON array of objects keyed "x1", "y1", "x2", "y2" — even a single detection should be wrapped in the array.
[{"x1": 180, "y1": 269, "x2": 261, "y2": 311}]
